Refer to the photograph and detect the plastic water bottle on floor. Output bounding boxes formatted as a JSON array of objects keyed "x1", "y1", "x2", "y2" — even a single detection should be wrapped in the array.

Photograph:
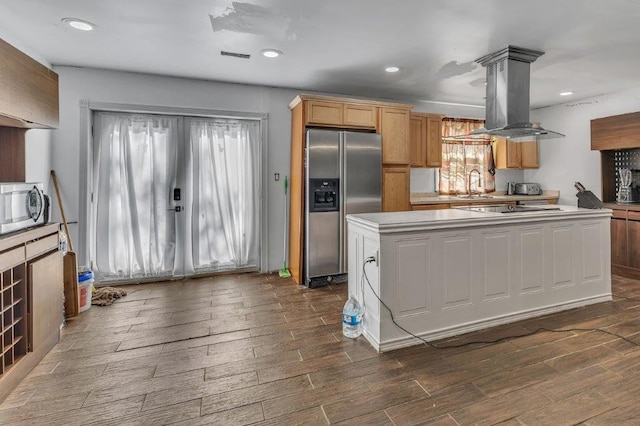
[{"x1": 342, "y1": 295, "x2": 364, "y2": 338}]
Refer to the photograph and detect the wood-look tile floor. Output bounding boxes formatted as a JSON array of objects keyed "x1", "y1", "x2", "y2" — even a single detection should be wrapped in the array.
[{"x1": 3, "y1": 273, "x2": 640, "y2": 425}]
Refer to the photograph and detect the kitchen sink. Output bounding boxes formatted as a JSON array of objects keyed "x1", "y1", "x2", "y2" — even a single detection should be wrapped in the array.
[{"x1": 457, "y1": 205, "x2": 562, "y2": 214}]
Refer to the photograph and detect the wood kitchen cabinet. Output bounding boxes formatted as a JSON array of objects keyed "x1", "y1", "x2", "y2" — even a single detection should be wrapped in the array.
[
  {"x1": 343, "y1": 103, "x2": 378, "y2": 128},
  {"x1": 591, "y1": 110, "x2": 640, "y2": 150},
  {"x1": 492, "y1": 137, "x2": 539, "y2": 169},
  {"x1": 0, "y1": 37, "x2": 59, "y2": 129},
  {"x1": 380, "y1": 107, "x2": 411, "y2": 165},
  {"x1": 412, "y1": 203, "x2": 450, "y2": 211},
  {"x1": 0, "y1": 224, "x2": 62, "y2": 402},
  {"x1": 305, "y1": 100, "x2": 378, "y2": 129},
  {"x1": 288, "y1": 94, "x2": 416, "y2": 284},
  {"x1": 410, "y1": 113, "x2": 443, "y2": 168},
  {"x1": 606, "y1": 205, "x2": 640, "y2": 278},
  {"x1": 611, "y1": 215, "x2": 627, "y2": 267},
  {"x1": 29, "y1": 250, "x2": 63, "y2": 351},
  {"x1": 0, "y1": 36, "x2": 59, "y2": 182},
  {"x1": 382, "y1": 167, "x2": 410, "y2": 212}
]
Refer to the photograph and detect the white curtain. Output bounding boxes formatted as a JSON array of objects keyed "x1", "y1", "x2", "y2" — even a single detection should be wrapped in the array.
[
  {"x1": 188, "y1": 118, "x2": 260, "y2": 272},
  {"x1": 92, "y1": 112, "x2": 178, "y2": 280}
]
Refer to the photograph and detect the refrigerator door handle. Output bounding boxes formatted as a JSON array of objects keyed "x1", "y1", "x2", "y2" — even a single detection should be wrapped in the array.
[{"x1": 339, "y1": 133, "x2": 346, "y2": 273}]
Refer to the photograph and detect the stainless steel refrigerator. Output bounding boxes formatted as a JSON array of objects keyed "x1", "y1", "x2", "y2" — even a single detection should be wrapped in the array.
[{"x1": 304, "y1": 129, "x2": 382, "y2": 287}]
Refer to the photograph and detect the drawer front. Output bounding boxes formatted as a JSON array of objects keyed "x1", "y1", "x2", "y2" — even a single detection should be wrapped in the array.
[
  {"x1": 0, "y1": 246, "x2": 26, "y2": 271},
  {"x1": 612, "y1": 209, "x2": 627, "y2": 219},
  {"x1": 26, "y1": 234, "x2": 59, "y2": 260},
  {"x1": 628, "y1": 211, "x2": 640, "y2": 221}
]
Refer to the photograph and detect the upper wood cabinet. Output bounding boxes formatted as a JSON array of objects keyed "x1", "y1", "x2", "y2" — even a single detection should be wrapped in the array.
[
  {"x1": 305, "y1": 100, "x2": 343, "y2": 126},
  {"x1": 591, "y1": 111, "x2": 640, "y2": 150},
  {"x1": 303, "y1": 99, "x2": 378, "y2": 129},
  {"x1": 493, "y1": 137, "x2": 539, "y2": 169},
  {"x1": 380, "y1": 107, "x2": 411, "y2": 165},
  {"x1": 0, "y1": 38, "x2": 59, "y2": 129},
  {"x1": 410, "y1": 113, "x2": 443, "y2": 168},
  {"x1": 343, "y1": 103, "x2": 378, "y2": 128},
  {"x1": 382, "y1": 166, "x2": 410, "y2": 212}
]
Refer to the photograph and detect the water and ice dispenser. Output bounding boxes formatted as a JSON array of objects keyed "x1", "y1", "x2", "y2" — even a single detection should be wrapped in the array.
[{"x1": 308, "y1": 178, "x2": 339, "y2": 212}]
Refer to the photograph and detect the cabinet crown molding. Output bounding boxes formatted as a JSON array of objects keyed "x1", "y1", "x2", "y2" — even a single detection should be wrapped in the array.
[{"x1": 289, "y1": 94, "x2": 413, "y2": 110}]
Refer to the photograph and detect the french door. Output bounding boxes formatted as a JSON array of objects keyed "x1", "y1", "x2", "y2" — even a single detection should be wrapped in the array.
[{"x1": 90, "y1": 112, "x2": 260, "y2": 282}]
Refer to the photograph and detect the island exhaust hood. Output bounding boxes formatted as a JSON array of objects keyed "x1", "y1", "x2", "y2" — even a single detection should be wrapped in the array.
[{"x1": 462, "y1": 45, "x2": 564, "y2": 141}]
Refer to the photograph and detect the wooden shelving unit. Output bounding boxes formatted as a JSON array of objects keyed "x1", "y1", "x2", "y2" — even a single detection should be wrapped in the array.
[
  {"x1": 0, "y1": 224, "x2": 63, "y2": 403},
  {"x1": 0, "y1": 263, "x2": 27, "y2": 375}
]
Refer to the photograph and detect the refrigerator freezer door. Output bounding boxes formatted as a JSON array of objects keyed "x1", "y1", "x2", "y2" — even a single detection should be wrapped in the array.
[
  {"x1": 305, "y1": 129, "x2": 341, "y2": 282},
  {"x1": 342, "y1": 132, "x2": 382, "y2": 272},
  {"x1": 306, "y1": 211, "x2": 341, "y2": 278},
  {"x1": 306, "y1": 129, "x2": 340, "y2": 179}
]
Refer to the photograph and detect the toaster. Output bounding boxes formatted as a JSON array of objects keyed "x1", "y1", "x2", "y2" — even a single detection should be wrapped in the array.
[{"x1": 514, "y1": 183, "x2": 542, "y2": 195}]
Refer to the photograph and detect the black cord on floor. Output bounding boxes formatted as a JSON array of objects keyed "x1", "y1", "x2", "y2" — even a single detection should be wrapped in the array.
[{"x1": 361, "y1": 259, "x2": 640, "y2": 350}]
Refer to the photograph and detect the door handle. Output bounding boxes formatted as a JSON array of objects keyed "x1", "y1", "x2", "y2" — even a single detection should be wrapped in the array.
[{"x1": 167, "y1": 206, "x2": 182, "y2": 212}]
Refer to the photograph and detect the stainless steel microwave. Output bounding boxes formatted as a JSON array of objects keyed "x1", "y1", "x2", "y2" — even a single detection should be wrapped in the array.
[{"x1": 0, "y1": 182, "x2": 49, "y2": 235}]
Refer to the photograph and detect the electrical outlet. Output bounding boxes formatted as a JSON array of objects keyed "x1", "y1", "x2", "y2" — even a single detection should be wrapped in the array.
[{"x1": 366, "y1": 250, "x2": 379, "y2": 266}]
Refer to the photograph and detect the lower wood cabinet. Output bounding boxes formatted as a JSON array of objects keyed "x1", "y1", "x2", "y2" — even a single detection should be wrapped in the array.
[
  {"x1": 0, "y1": 224, "x2": 62, "y2": 402},
  {"x1": 29, "y1": 251, "x2": 63, "y2": 351},
  {"x1": 412, "y1": 203, "x2": 450, "y2": 211},
  {"x1": 609, "y1": 206, "x2": 640, "y2": 278},
  {"x1": 0, "y1": 252, "x2": 27, "y2": 376},
  {"x1": 611, "y1": 217, "x2": 627, "y2": 267}
]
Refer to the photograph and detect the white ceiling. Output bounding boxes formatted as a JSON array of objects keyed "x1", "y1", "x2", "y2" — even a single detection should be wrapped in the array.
[{"x1": 2, "y1": 0, "x2": 640, "y2": 110}]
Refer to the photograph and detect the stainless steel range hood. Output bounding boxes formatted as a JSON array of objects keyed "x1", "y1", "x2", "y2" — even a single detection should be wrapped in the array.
[{"x1": 462, "y1": 46, "x2": 564, "y2": 141}]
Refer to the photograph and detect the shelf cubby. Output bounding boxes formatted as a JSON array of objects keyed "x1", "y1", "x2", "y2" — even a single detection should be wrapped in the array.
[{"x1": 0, "y1": 261, "x2": 27, "y2": 376}]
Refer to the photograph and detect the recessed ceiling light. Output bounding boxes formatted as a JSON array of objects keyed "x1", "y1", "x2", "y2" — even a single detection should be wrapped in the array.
[
  {"x1": 261, "y1": 49, "x2": 283, "y2": 58},
  {"x1": 62, "y1": 18, "x2": 96, "y2": 31},
  {"x1": 384, "y1": 66, "x2": 401, "y2": 73},
  {"x1": 560, "y1": 91, "x2": 574, "y2": 96}
]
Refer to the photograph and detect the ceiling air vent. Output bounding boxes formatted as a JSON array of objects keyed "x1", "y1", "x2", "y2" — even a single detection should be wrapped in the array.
[{"x1": 220, "y1": 50, "x2": 250, "y2": 59}]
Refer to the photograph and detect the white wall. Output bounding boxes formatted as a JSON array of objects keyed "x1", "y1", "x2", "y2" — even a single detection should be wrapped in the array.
[
  {"x1": 25, "y1": 129, "x2": 52, "y2": 194},
  {"x1": 529, "y1": 88, "x2": 640, "y2": 205},
  {"x1": 52, "y1": 66, "x2": 480, "y2": 272}
]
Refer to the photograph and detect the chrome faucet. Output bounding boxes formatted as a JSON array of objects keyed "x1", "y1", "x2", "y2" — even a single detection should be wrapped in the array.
[{"x1": 468, "y1": 168, "x2": 481, "y2": 197}]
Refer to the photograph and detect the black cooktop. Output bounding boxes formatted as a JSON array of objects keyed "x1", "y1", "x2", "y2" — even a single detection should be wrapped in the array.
[{"x1": 461, "y1": 205, "x2": 562, "y2": 214}]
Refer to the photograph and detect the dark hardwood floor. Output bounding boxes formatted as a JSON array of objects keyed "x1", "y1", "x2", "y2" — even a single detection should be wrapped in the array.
[{"x1": 2, "y1": 273, "x2": 640, "y2": 425}]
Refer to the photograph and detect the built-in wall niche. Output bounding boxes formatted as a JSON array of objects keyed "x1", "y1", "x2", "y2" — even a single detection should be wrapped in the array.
[
  {"x1": 0, "y1": 128, "x2": 26, "y2": 182},
  {"x1": 601, "y1": 149, "x2": 640, "y2": 203}
]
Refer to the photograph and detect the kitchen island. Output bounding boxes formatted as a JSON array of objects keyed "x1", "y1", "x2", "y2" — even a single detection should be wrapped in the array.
[{"x1": 346, "y1": 205, "x2": 612, "y2": 352}]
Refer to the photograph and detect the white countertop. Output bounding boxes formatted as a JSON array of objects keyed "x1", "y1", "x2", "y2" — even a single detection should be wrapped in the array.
[{"x1": 347, "y1": 205, "x2": 612, "y2": 234}]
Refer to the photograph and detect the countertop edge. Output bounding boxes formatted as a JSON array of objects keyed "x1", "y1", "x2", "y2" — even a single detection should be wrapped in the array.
[{"x1": 347, "y1": 206, "x2": 612, "y2": 235}]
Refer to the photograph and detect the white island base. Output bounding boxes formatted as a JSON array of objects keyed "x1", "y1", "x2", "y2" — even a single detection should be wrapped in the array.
[{"x1": 346, "y1": 206, "x2": 612, "y2": 352}]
